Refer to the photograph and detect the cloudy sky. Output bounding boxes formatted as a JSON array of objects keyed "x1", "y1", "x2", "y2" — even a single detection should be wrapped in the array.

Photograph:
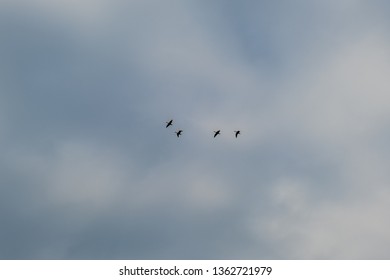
[{"x1": 1, "y1": 0, "x2": 390, "y2": 259}]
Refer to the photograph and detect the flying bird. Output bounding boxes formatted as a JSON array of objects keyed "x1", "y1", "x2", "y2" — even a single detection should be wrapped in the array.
[
  {"x1": 175, "y1": 130, "x2": 183, "y2": 137},
  {"x1": 166, "y1": 119, "x2": 173, "y2": 128},
  {"x1": 234, "y1": 130, "x2": 241, "y2": 138},
  {"x1": 213, "y1": 130, "x2": 221, "y2": 138}
]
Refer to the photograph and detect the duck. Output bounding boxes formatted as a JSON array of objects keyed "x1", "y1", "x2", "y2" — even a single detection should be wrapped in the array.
[
  {"x1": 175, "y1": 130, "x2": 183, "y2": 137},
  {"x1": 234, "y1": 130, "x2": 241, "y2": 138},
  {"x1": 213, "y1": 130, "x2": 221, "y2": 138},
  {"x1": 166, "y1": 119, "x2": 173, "y2": 128}
]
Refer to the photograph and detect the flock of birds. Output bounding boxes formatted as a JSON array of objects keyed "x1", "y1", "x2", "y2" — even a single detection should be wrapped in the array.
[{"x1": 165, "y1": 119, "x2": 241, "y2": 138}]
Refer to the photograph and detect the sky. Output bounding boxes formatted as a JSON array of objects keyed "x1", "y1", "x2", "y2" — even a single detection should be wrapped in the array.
[{"x1": 1, "y1": 0, "x2": 390, "y2": 259}]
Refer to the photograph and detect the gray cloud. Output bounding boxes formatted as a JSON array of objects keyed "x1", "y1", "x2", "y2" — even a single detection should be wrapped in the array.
[{"x1": 1, "y1": 0, "x2": 390, "y2": 259}]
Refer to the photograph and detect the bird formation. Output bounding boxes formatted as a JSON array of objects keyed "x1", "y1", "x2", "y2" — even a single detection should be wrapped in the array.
[{"x1": 165, "y1": 119, "x2": 240, "y2": 138}]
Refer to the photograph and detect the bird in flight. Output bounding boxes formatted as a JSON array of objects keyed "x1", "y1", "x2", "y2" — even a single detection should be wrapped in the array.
[
  {"x1": 175, "y1": 130, "x2": 183, "y2": 137},
  {"x1": 213, "y1": 130, "x2": 221, "y2": 138},
  {"x1": 166, "y1": 119, "x2": 173, "y2": 128},
  {"x1": 234, "y1": 130, "x2": 241, "y2": 138}
]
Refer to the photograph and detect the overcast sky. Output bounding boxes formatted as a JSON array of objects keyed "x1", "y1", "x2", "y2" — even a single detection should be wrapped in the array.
[{"x1": 1, "y1": 0, "x2": 390, "y2": 259}]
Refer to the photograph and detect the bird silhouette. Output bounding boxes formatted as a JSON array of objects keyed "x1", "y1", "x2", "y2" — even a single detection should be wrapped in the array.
[
  {"x1": 213, "y1": 130, "x2": 221, "y2": 138},
  {"x1": 166, "y1": 119, "x2": 173, "y2": 128},
  {"x1": 234, "y1": 130, "x2": 241, "y2": 138},
  {"x1": 175, "y1": 130, "x2": 183, "y2": 137}
]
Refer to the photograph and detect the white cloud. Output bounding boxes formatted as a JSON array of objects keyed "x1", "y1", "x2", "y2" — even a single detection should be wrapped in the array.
[
  {"x1": 246, "y1": 27, "x2": 390, "y2": 259},
  {"x1": 301, "y1": 33, "x2": 390, "y2": 140},
  {"x1": 133, "y1": 159, "x2": 236, "y2": 215},
  {"x1": 301, "y1": 187, "x2": 390, "y2": 259},
  {"x1": 47, "y1": 140, "x2": 129, "y2": 212},
  {"x1": 247, "y1": 175, "x2": 390, "y2": 259}
]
